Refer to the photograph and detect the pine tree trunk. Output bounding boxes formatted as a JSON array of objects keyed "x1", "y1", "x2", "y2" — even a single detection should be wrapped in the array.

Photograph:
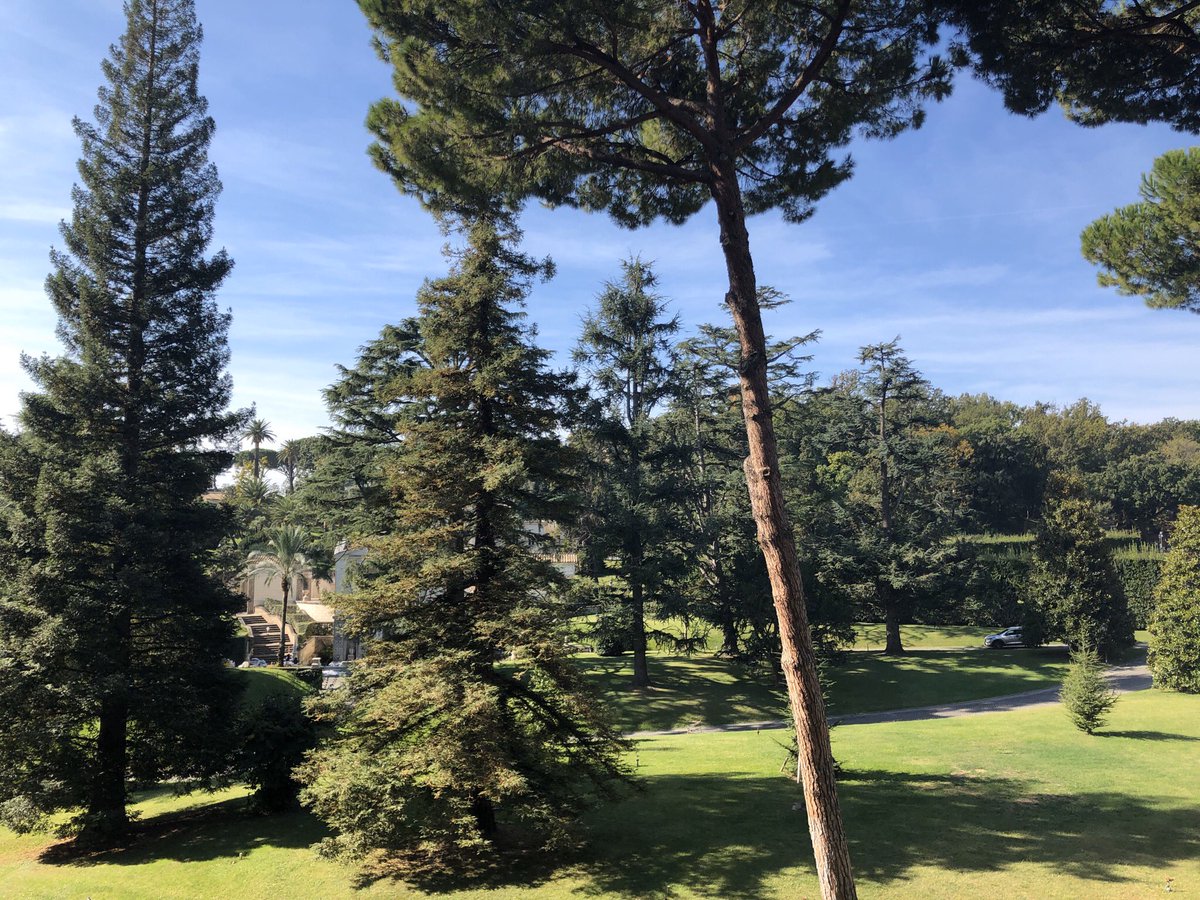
[
  {"x1": 712, "y1": 169, "x2": 857, "y2": 900},
  {"x1": 472, "y1": 793, "x2": 498, "y2": 839},
  {"x1": 883, "y1": 596, "x2": 904, "y2": 656},
  {"x1": 630, "y1": 573, "x2": 651, "y2": 688},
  {"x1": 85, "y1": 694, "x2": 130, "y2": 844}
]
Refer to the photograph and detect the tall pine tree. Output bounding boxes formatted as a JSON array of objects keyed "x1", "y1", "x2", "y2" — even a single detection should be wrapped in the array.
[
  {"x1": 0, "y1": 0, "x2": 242, "y2": 844},
  {"x1": 298, "y1": 220, "x2": 625, "y2": 867},
  {"x1": 572, "y1": 259, "x2": 682, "y2": 688}
]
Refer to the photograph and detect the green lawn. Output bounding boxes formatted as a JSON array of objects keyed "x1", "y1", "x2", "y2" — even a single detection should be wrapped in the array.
[
  {"x1": 579, "y1": 646, "x2": 1073, "y2": 733},
  {"x1": 234, "y1": 666, "x2": 314, "y2": 708},
  {"x1": 5, "y1": 689, "x2": 1195, "y2": 899},
  {"x1": 851, "y1": 622, "x2": 994, "y2": 649}
]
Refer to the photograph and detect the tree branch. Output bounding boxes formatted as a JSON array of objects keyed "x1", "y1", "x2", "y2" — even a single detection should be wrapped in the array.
[{"x1": 734, "y1": 0, "x2": 853, "y2": 153}]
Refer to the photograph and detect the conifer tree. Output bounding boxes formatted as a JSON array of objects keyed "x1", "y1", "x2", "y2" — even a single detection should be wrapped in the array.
[
  {"x1": 1081, "y1": 148, "x2": 1200, "y2": 314},
  {"x1": 298, "y1": 220, "x2": 625, "y2": 866},
  {"x1": 572, "y1": 259, "x2": 682, "y2": 688},
  {"x1": 1060, "y1": 647, "x2": 1117, "y2": 734},
  {"x1": 0, "y1": 0, "x2": 241, "y2": 844},
  {"x1": 1149, "y1": 505, "x2": 1200, "y2": 692},
  {"x1": 1030, "y1": 494, "x2": 1135, "y2": 660},
  {"x1": 669, "y1": 300, "x2": 817, "y2": 659}
]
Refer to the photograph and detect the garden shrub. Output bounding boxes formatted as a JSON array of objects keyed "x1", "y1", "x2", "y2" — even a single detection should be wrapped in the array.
[{"x1": 1115, "y1": 557, "x2": 1162, "y2": 629}]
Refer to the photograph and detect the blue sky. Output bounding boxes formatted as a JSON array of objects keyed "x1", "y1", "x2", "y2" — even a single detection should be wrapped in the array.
[{"x1": 1, "y1": 0, "x2": 1196, "y2": 443}]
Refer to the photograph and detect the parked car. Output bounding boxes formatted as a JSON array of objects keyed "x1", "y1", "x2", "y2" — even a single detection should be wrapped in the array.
[
  {"x1": 984, "y1": 627, "x2": 1025, "y2": 649},
  {"x1": 247, "y1": 657, "x2": 269, "y2": 667}
]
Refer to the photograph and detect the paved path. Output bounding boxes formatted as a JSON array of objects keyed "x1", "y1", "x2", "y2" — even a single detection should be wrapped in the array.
[{"x1": 624, "y1": 660, "x2": 1152, "y2": 739}]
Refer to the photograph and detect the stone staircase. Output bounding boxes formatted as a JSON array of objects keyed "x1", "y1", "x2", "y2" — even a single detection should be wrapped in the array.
[{"x1": 239, "y1": 613, "x2": 293, "y2": 662}]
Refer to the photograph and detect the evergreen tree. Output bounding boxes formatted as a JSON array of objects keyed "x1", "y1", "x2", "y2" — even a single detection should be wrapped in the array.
[
  {"x1": 246, "y1": 526, "x2": 315, "y2": 666},
  {"x1": 0, "y1": 0, "x2": 241, "y2": 844},
  {"x1": 1081, "y1": 148, "x2": 1200, "y2": 314},
  {"x1": 814, "y1": 343, "x2": 967, "y2": 655},
  {"x1": 1029, "y1": 493, "x2": 1135, "y2": 660},
  {"x1": 1149, "y1": 505, "x2": 1200, "y2": 692},
  {"x1": 1060, "y1": 647, "x2": 1117, "y2": 734},
  {"x1": 243, "y1": 417, "x2": 276, "y2": 480},
  {"x1": 669, "y1": 299, "x2": 817, "y2": 659},
  {"x1": 572, "y1": 259, "x2": 683, "y2": 688},
  {"x1": 939, "y1": 2, "x2": 1200, "y2": 130},
  {"x1": 298, "y1": 220, "x2": 625, "y2": 867}
]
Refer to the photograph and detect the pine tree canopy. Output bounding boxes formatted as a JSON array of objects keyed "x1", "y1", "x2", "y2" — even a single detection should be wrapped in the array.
[
  {"x1": 1081, "y1": 148, "x2": 1200, "y2": 314},
  {"x1": 0, "y1": 0, "x2": 242, "y2": 844}
]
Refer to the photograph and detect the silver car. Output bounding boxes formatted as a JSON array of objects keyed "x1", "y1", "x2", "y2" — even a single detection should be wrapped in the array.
[{"x1": 984, "y1": 626, "x2": 1025, "y2": 649}]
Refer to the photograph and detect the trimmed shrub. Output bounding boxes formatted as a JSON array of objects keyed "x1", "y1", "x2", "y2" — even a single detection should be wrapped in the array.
[
  {"x1": 1115, "y1": 556, "x2": 1162, "y2": 629},
  {"x1": 1060, "y1": 648, "x2": 1117, "y2": 734},
  {"x1": 1149, "y1": 506, "x2": 1200, "y2": 692}
]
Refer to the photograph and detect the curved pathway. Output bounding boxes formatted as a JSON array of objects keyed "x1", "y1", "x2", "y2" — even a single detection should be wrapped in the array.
[{"x1": 625, "y1": 659, "x2": 1152, "y2": 739}]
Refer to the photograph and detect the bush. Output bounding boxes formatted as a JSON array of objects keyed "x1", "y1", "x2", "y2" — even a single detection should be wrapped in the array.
[
  {"x1": 1060, "y1": 648, "x2": 1117, "y2": 734},
  {"x1": 1149, "y1": 506, "x2": 1200, "y2": 692},
  {"x1": 237, "y1": 691, "x2": 317, "y2": 812},
  {"x1": 1115, "y1": 556, "x2": 1162, "y2": 629}
]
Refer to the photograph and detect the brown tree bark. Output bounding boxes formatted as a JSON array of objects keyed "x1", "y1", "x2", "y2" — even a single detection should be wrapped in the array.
[{"x1": 712, "y1": 166, "x2": 857, "y2": 900}]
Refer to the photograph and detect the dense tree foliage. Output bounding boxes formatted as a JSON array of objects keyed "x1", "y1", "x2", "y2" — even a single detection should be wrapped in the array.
[
  {"x1": 1030, "y1": 493, "x2": 1135, "y2": 660},
  {"x1": 1149, "y1": 505, "x2": 1200, "y2": 692},
  {"x1": 298, "y1": 221, "x2": 625, "y2": 866},
  {"x1": 0, "y1": 0, "x2": 242, "y2": 844},
  {"x1": 941, "y1": 1, "x2": 1200, "y2": 130},
  {"x1": 572, "y1": 259, "x2": 683, "y2": 687}
]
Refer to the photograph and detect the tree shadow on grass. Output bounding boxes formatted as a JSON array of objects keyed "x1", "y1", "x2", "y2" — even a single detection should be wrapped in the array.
[
  {"x1": 570, "y1": 760, "x2": 1200, "y2": 898},
  {"x1": 839, "y1": 768, "x2": 1200, "y2": 887},
  {"x1": 577, "y1": 655, "x2": 786, "y2": 733},
  {"x1": 39, "y1": 796, "x2": 326, "y2": 867},
  {"x1": 1097, "y1": 729, "x2": 1200, "y2": 742}
]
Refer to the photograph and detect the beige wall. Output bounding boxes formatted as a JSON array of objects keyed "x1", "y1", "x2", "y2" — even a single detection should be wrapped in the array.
[{"x1": 241, "y1": 568, "x2": 333, "y2": 606}]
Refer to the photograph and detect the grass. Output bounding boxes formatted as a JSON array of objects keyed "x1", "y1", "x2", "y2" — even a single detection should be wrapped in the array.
[
  {"x1": 850, "y1": 622, "x2": 994, "y2": 649},
  {"x1": 579, "y1": 645, "x2": 1073, "y2": 733},
  {"x1": 233, "y1": 667, "x2": 314, "y2": 708},
  {"x1": 4, "y1": 689, "x2": 1195, "y2": 899}
]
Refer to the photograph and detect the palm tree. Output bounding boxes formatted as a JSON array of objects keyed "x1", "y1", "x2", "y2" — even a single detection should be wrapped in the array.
[
  {"x1": 246, "y1": 525, "x2": 313, "y2": 666},
  {"x1": 275, "y1": 440, "x2": 300, "y2": 494},
  {"x1": 243, "y1": 417, "x2": 275, "y2": 479}
]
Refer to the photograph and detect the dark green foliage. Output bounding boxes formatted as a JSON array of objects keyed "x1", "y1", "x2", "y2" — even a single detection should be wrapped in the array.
[
  {"x1": 959, "y1": 552, "x2": 1033, "y2": 630},
  {"x1": 572, "y1": 259, "x2": 685, "y2": 687},
  {"x1": 1149, "y1": 505, "x2": 1200, "y2": 692},
  {"x1": 804, "y1": 343, "x2": 968, "y2": 654},
  {"x1": 1030, "y1": 497, "x2": 1135, "y2": 660},
  {"x1": 940, "y1": 2, "x2": 1200, "y2": 130},
  {"x1": 0, "y1": 0, "x2": 242, "y2": 844},
  {"x1": 948, "y1": 394, "x2": 1048, "y2": 532},
  {"x1": 1101, "y1": 449, "x2": 1200, "y2": 538},
  {"x1": 297, "y1": 220, "x2": 626, "y2": 867},
  {"x1": 1060, "y1": 648, "x2": 1117, "y2": 735},
  {"x1": 238, "y1": 691, "x2": 316, "y2": 813},
  {"x1": 664, "y1": 300, "x2": 820, "y2": 661},
  {"x1": 357, "y1": 0, "x2": 951, "y2": 226},
  {"x1": 1115, "y1": 557, "x2": 1163, "y2": 630},
  {"x1": 1082, "y1": 148, "x2": 1200, "y2": 314}
]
